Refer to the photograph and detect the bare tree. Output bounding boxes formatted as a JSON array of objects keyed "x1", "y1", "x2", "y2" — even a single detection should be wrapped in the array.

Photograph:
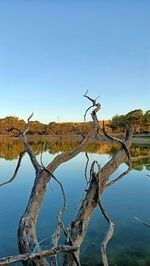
[{"x1": 0, "y1": 93, "x2": 134, "y2": 266}]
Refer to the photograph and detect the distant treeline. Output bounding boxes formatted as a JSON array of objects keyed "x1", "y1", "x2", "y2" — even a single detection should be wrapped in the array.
[
  {"x1": 111, "y1": 109, "x2": 150, "y2": 134},
  {"x1": 0, "y1": 109, "x2": 149, "y2": 136}
]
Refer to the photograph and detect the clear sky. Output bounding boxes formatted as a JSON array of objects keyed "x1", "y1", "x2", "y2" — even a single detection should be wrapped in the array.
[{"x1": 0, "y1": 0, "x2": 149, "y2": 123}]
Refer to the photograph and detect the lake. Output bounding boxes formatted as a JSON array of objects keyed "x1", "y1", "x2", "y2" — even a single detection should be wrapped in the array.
[{"x1": 0, "y1": 137, "x2": 150, "y2": 266}]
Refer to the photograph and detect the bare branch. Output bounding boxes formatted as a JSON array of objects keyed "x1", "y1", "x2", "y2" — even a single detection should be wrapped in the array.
[
  {"x1": 134, "y1": 217, "x2": 150, "y2": 228},
  {"x1": 83, "y1": 91, "x2": 101, "y2": 121},
  {"x1": 84, "y1": 152, "x2": 89, "y2": 184},
  {"x1": 70, "y1": 127, "x2": 85, "y2": 138},
  {"x1": 51, "y1": 223, "x2": 61, "y2": 266},
  {"x1": 90, "y1": 161, "x2": 114, "y2": 266},
  {"x1": 5, "y1": 127, "x2": 22, "y2": 137},
  {"x1": 20, "y1": 135, "x2": 41, "y2": 173},
  {"x1": 63, "y1": 126, "x2": 133, "y2": 266},
  {"x1": 39, "y1": 158, "x2": 68, "y2": 265},
  {"x1": 0, "y1": 245, "x2": 79, "y2": 266},
  {"x1": 131, "y1": 155, "x2": 150, "y2": 162},
  {"x1": 0, "y1": 151, "x2": 25, "y2": 187},
  {"x1": 102, "y1": 121, "x2": 132, "y2": 170},
  {"x1": 84, "y1": 89, "x2": 88, "y2": 97},
  {"x1": 18, "y1": 95, "x2": 101, "y2": 265},
  {"x1": 105, "y1": 167, "x2": 130, "y2": 190},
  {"x1": 24, "y1": 112, "x2": 34, "y2": 135},
  {"x1": 27, "y1": 112, "x2": 34, "y2": 123},
  {"x1": 83, "y1": 90, "x2": 96, "y2": 105},
  {"x1": 5, "y1": 127, "x2": 21, "y2": 133},
  {"x1": 96, "y1": 165, "x2": 114, "y2": 266},
  {"x1": 98, "y1": 197, "x2": 114, "y2": 266},
  {"x1": 5, "y1": 114, "x2": 41, "y2": 174},
  {"x1": 84, "y1": 105, "x2": 94, "y2": 121}
]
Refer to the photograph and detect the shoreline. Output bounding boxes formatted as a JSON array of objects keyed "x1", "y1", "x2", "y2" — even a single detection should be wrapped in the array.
[{"x1": 0, "y1": 133, "x2": 149, "y2": 145}]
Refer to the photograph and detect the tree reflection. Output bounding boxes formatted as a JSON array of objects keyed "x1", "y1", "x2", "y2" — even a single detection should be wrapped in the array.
[{"x1": 0, "y1": 137, "x2": 149, "y2": 171}]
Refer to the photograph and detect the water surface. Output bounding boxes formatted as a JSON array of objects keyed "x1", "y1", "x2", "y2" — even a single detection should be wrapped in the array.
[{"x1": 0, "y1": 138, "x2": 150, "y2": 265}]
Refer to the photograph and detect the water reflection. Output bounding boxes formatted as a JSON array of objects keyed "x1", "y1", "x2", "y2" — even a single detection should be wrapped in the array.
[
  {"x1": 0, "y1": 137, "x2": 150, "y2": 265},
  {"x1": 0, "y1": 137, "x2": 149, "y2": 170}
]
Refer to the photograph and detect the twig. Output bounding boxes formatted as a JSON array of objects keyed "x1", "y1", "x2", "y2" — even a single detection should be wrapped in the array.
[
  {"x1": 134, "y1": 217, "x2": 150, "y2": 228},
  {"x1": 105, "y1": 167, "x2": 130, "y2": 189},
  {"x1": 84, "y1": 152, "x2": 89, "y2": 184},
  {"x1": 131, "y1": 155, "x2": 150, "y2": 162},
  {"x1": 0, "y1": 151, "x2": 25, "y2": 187},
  {"x1": 70, "y1": 128, "x2": 85, "y2": 139},
  {"x1": 24, "y1": 112, "x2": 34, "y2": 135}
]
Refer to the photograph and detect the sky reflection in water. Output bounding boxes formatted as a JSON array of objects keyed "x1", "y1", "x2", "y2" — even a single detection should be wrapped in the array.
[{"x1": 0, "y1": 139, "x2": 150, "y2": 265}]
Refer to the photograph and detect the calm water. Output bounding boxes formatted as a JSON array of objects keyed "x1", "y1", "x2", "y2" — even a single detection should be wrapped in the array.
[{"x1": 0, "y1": 138, "x2": 150, "y2": 266}]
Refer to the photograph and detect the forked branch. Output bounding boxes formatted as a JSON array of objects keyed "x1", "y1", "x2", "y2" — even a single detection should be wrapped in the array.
[
  {"x1": 83, "y1": 90, "x2": 101, "y2": 122},
  {"x1": 5, "y1": 113, "x2": 41, "y2": 173}
]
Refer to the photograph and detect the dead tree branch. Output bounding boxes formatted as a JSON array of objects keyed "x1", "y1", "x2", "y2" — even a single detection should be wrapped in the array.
[
  {"x1": 134, "y1": 217, "x2": 150, "y2": 228},
  {"x1": 39, "y1": 163, "x2": 67, "y2": 266},
  {"x1": 102, "y1": 121, "x2": 132, "y2": 170},
  {"x1": 70, "y1": 128, "x2": 85, "y2": 139},
  {"x1": 83, "y1": 90, "x2": 101, "y2": 122},
  {"x1": 3, "y1": 95, "x2": 133, "y2": 266},
  {"x1": 105, "y1": 167, "x2": 130, "y2": 189},
  {"x1": 18, "y1": 94, "x2": 101, "y2": 266},
  {"x1": 91, "y1": 162, "x2": 115, "y2": 266},
  {"x1": 0, "y1": 245, "x2": 79, "y2": 266},
  {"x1": 98, "y1": 195, "x2": 114, "y2": 266},
  {"x1": 131, "y1": 155, "x2": 150, "y2": 162},
  {"x1": 88, "y1": 160, "x2": 114, "y2": 266},
  {"x1": 6, "y1": 113, "x2": 41, "y2": 174},
  {"x1": 0, "y1": 151, "x2": 25, "y2": 187},
  {"x1": 84, "y1": 152, "x2": 89, "y2": 184},
  {"x1": 63, "y1": 126, "x2": 133, "y2": 266}
]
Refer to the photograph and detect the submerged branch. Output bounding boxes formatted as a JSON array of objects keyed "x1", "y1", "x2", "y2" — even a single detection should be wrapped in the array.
[
  {"x1": 134, "y1": 217, "x2": 150, "y2": 228},
  {"x1": 98, "y1": 197, "x2": 114, "y2": 266},
  {"x1": 0, "y1": 245, "x2": 79, "y2": 266},
  {"x1": 92, "y1": 163, "x2": 115, "y2": 266}
]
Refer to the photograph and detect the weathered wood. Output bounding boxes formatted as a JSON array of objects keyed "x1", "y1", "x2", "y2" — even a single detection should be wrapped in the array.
[
  {"x1": 0, "y1": 245, "x2": 79, "y2": 265},
  {"x1": 18, "y1": 94, "x2": 100, "y2": 266},
  {"x1": 3, "y1": 96, "x2": 134, "y2": 266},
  {"x1": 63, "y1": 127, "x2": 133, "y2": 266},
  {"x1": 0, "y1": 151, "x2": 25, "y2": 187}
]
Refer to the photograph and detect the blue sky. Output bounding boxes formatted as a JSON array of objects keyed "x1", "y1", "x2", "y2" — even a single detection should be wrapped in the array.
[{"x1": 0, "y1": 0, "x2": 149, "y2": 123}]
